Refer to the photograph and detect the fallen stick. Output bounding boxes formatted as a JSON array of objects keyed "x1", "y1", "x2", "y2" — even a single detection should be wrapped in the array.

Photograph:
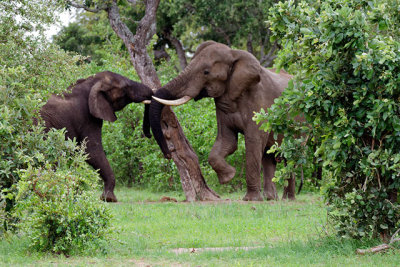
[
  {"x1": 356, "y1": 244, "x2": 392, "y2": 255},
  {"x1": 356, "y1": 228, "x2": 400, "y2": 255}
]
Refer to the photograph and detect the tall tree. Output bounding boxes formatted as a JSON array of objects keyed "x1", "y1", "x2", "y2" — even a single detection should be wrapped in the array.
[{"x1": 66, "y1": 0, "x2": 219, "y2": 201}]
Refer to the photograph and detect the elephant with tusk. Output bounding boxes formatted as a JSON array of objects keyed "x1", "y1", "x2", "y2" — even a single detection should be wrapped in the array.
[{"x1": 149, "y1": 41, "x2": 296, "y2": 201}]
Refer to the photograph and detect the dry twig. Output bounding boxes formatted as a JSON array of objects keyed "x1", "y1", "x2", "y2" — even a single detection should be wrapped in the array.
[{"x1": 356, "y1": 228, "x2": 400, "y2": 255}]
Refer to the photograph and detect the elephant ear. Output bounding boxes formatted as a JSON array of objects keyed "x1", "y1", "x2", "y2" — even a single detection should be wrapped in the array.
[
  {"x1": 228, "y1": 50, "x2": 261, "y2": 101},
  {"x1": 88, "y1": 80, "x2": 117, "y2": 122}
]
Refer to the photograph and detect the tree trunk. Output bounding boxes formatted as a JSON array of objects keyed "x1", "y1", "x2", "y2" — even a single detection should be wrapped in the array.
[
  {"x1": 160, "y1": 108, "x2": 220, "y2": 201},
  {"x1": 106, "y1": 0, "x2": 219, "y2": 201}
]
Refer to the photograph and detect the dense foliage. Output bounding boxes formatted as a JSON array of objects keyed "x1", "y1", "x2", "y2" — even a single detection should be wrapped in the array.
[
  {"x1": 56, "y1": 0, "x2": 281, "y2": 67},
  {"x1": 256, "y1": 0, "x2": 400, "y2": 239},
  {"x1": 158, "y1": 0, "x2": 279, "y2": 65},
  {"x1": 13, "y1": 131, "x2": 110, "y2": 254}
]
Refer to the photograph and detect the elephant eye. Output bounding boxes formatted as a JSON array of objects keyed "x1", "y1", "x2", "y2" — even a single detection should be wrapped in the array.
[{"x1": 204, "y1": 70, "x2": 210, "y2": 75}]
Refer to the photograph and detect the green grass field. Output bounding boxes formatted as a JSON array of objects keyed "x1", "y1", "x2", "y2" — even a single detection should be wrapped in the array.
[{"x1": 1, "y1": 188, "x2": 399, "y2": 266}]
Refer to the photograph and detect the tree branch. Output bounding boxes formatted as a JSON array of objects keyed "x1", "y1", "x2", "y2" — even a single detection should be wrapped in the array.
[
  {"x1": 165, "y1": 32, "x2": 187, "y2": 70},
  {"x1": 260, "y1": 41, "x2": 279, "y2": 67},
  {"x1": 134, "y1": 0, "x2": 159, "y2": 45},
  {"x1": 210, "y1": 19, "x2": 231, "y2": 46},
  {"x1": 107, "y1": 1, "x2": 136, "y2": 43},
  {"x1": 356, "y1": 228, "x2": 400, "y2": 254},
  {"x1": 247, "y1": 34, "x2": 253, "y2": 55},
  {"x1": 126, "y1": 0, "x2": 140, "y2": 5},
  {"x1": 67, "y1": 0, "x2": 107, "y2": 13},
  {"x1": 356, "y1": 244, "x2": 391, "y2": 255}
]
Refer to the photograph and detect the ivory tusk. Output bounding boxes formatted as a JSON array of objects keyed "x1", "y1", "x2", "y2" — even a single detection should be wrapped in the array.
[
  {"x1": 152, "y1": 95, "x2": 192, "y2": 106},
  {"x1": 142, "y1": 100, "x2": 151, "y2": 104}
]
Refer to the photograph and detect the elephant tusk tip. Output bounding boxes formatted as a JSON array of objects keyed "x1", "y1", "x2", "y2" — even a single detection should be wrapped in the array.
[{"x1": 152, "y1": 95, "x2": 192, "y2": 106}]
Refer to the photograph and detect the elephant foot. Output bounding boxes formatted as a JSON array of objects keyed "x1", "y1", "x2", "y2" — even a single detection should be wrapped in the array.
[
  {"x1": 282, "y1": 190, "x2": 296, "y2": 201},
  {"x1": 263, "y1": 190, "x2": 278, "y2": 201},
  {"x1": 217, "y1": 165, "x2": 236, "y2": 184},
  {"x1": 282, "y1": 195, "x2": 296, "y2": 201},
  {"x1": 101, "y1": 191, "x2": 118, "y2": 203},
  {"x1": 243, "y1": 190, "x2": 263, "y2": 201}
]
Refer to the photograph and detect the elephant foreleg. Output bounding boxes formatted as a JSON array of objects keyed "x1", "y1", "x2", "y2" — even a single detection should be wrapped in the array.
[
  {"x1": 85, "y1": 136, "x2": 117, "y2": 202},
  {"x1": 208, "y1": 127, "x2": 238, "y2": 184},
  {"x1": 262, "y1": 153, "x2": 278, "y2": 200},
  {"x1": 243, "y1": 136, "x2": 263, "y2": 201}
]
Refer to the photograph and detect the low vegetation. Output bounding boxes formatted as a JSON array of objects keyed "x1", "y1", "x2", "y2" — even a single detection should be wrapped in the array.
[{"x1": 1, "y1": 189, "x2": 400, "y2": 266}]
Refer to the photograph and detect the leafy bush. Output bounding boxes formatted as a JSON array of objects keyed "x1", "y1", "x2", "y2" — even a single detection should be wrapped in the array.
[
  {"x1": 258, "y1": 0, "x2": 400, "y2": 239},
  {"x1": 12, "y1": 130, "x2": 110, "y2": 255}
]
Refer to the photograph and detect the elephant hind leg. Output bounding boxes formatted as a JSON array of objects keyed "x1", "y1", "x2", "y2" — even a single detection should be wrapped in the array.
[
  {"x1": 242, "y1": 135, "x2": 264, "y2": 201},
  {"x1": 282, "y1": 172, "x2": 296, "y2": 201},
  {"x1": 262, "y1": 152, "x2": 278, "y2": 201}
]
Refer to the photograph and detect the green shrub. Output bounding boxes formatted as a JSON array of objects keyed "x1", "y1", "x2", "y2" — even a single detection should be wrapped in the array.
[
  {"x1": 327, "y1": 187, "x2": 400, "y2": 239},
  {"x1": 258, "y1": 0, "x2": 400, "y2": 239},
  {"x1": 13, "y1": 130, "x2": 111, "y2": 254}
]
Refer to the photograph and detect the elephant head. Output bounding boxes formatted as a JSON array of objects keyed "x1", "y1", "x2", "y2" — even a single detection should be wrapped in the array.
[
  {"x1": 88, "y1": 71, "x2": 153, "y2": 138},
  {"x1": 149, "y1": 41, "x2": 262, "y2": 158}
]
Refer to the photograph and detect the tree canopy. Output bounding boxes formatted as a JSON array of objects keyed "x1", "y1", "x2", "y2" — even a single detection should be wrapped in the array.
[{"x1": 55, "y1": 0, "x2": 280, "y2": 68}]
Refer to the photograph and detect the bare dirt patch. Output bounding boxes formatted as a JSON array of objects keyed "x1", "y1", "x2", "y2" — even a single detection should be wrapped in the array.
[
  {"x1": 171, "y1": 246, "x2": 264, "y2": 255},
  {"x1": 112, "y1": 197, "x2": 282, "y2": 205}
]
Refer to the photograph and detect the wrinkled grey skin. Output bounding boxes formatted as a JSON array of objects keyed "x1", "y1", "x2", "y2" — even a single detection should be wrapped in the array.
[
  {"x1": 150, "y1": 41, "x2": 292, "y2": 201},
  {"x1": 40, "y1": 71, "x2": 153, "y2": 202}
]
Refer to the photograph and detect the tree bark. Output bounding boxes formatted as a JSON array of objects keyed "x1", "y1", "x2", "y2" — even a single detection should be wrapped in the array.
[
  {"x1": 160, "y1": 108, "x2": 220, "y2": 201},
  {"x1": 259, "y1": 39, "x2": 278, "y2": 68},
  {"x1": 70, "y1": 0, "x2": 219, "y2": 201}
]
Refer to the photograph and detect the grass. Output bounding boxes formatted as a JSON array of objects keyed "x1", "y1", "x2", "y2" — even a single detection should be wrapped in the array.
[{"x1": 1, "y1": 188, "x2": 399, "y2": 266}]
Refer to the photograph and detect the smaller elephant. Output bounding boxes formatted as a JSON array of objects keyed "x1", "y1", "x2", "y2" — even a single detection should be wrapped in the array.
[{"x1": 40, "y1": 71, "x2": 153, "y2": 202}]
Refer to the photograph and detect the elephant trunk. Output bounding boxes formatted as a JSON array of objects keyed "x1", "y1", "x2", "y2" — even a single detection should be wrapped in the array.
[
  {"x1": 149, "y1": 88, "x2": 176, "y2": 158},
  {"x1": 149, "y1": 65, "x2": 194, "y2": 159},
  {"x1": 149, "y1": 66, "x2": 192, "y2": 158},
  {"x1": 142, "y1": 104, "x2": 151, "y2": 138}
]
